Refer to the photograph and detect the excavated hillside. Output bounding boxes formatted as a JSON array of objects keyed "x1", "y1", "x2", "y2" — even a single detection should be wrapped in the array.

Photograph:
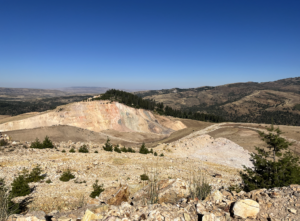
[{"x1": 0, "y1": 101, "x2": 186, "y2": 135}]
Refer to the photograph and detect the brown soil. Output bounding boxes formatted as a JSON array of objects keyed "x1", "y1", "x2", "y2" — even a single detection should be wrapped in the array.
[
  {"x1": 0, "y1": 115, "x2": 11, "y2": 120},
  {"x1": 4, "y1": 125, "x2": 151, "y2": 147},
  {"x1": 208, "y1": 127, "x2": 266, "y2": 153},
  {"x1": 0, "y1": 112, "x2": 40, "y2": 124},
  {"x1": 209, "y1": 123, "x2": 300, "y2": 156},
  {"x1": 3, "y1": 118, "x2": 213, "y2": 148},
  {"x1": 100, "y1": 129, "x2": 167, "y2": 143},
  {"x1": 149, "y1": 119, "x2": 213, "y2": 146}
]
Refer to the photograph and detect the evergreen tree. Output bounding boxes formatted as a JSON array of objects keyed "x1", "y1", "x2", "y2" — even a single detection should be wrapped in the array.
[
  {"x1": 30, "y1": 138, "x2": 43, "y2": 149},
  {"x1": 103, "y1": 138, "x2": 113, "y2": 152},
  {"x1": 90, "y1": 180, "x2": 105, "y2": 198},
  {"x1": 114, "y1": 145, "x2": 121, "y2": 153},
  {"x1": 240, "y1": 125, "x2": 300, "y2": 191},
  {"x1": 42, "y1": 136, "x2": 54, "y2": 149},
  {"x1": 11, "y1": 175, "x2": 31, "y2": 197},
  {"x1": 139, "y1": 143, "x2": 150, "y2": 154}
]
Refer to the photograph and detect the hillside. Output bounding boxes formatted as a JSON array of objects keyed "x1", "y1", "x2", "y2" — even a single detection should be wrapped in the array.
[
  {"x1": 135, "y1": 77, "x2": 300, "y2": 125},
  {"x1": 0, "y1": 100, "x2": 186, "y2": 137}
]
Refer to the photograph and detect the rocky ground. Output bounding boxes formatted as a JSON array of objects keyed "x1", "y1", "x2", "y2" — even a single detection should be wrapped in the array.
[
  {"x1": 1, "y1": 122, "x2": 299, "y2": 221},
  {"x1": 9, "y1": 181, "x2": 300, "y2": 221},
  {"x1": 0, "y1": 132, "x2": 243, "y2": 213}
]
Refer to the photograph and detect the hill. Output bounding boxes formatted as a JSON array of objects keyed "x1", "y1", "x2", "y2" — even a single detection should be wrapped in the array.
[
  {"x1": 135, "y1": 77, "x2": 300, "y2": 125},
  {"x1": 0, "y1": 100, "x2": 186, "y2": 138}
]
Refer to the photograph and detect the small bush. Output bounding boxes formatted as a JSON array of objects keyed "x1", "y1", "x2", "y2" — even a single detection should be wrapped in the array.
[
  {"x1": 94, "y1": 151, "x2": 98, "y2": 153},
  {"x1": 45, "y1": 179, "x2": 52, "y2": 184},
  {"x1": 30, "y1": 138, "x2": 43, "y2": 149},
  {"x1": 139, "y1": 143, "x2": 151, "y2": 154},
  {"x1": 127, "y1": 147, "x2": 136, "y2": 153},
  {"x1": 120, "y1": 147, "x2": 135, "y2": 153},
  {"x1": 62, "y1": 150, "x2": 66, "y2": 153},
  {"x1": 228, "y1": 184, "x2": 242, "y2": 193},
  {"x1": 0, "y1": 139, "x2": 8, "y2": 146},
  {"x1": 74, "y1": 179, "x2": 86, "y2": 184},
  {"x1": 30, "y1": 136, "x2": 54, "y2": 149},
  {"x1": 78, "y1": 145, "x2": 89, "y2": 153},
  {"x1": 154, "y1": 152, "x2": 157, "y2": 156},
  {"x1": 114, "y1": 145, "x2": 121, "y2": 153},
  {"x1": 140, "y1": 174, "x2": 149, "y2": 181},
  {"x1": 11, "y1": 175, "x2": 31, "y2": 197},
  {"x1": 59, "y1": 170, "x2": 75, "y2": 182},
  {"x1": 159, "y1": 153, "x2": 164, "y2": 157},
  {"x1": 190, "y1": 177, "x2": 212, "y2": 201},
  {"x1": 89, "y1": 180, "x2": 104, "y2": 198},
  {"x1": 103, "y1": 138, "x2": 113, "y2": 152},
  {"x1": 120, "y1": 147, "x2": 128, "y2": 152},
  {"x1": 69, "y1": 148, "x2": 76, "y2": 153},
  {"x1": 43, "y1": 136, "x2": 54, "y2": 149},
  {"x1": 25, "y1": 165, "x2": 44, "y2": 183}
]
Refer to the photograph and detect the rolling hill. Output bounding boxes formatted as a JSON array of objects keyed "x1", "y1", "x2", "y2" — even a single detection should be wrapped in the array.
[{"x1": 135, "y1": 77, "x2": 300, "y2": 125}]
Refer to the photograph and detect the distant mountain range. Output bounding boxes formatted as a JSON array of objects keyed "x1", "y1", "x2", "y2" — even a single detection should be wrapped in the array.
[
  {"x1": 135, "y1": 77, "x2": 300, "y2": 125},
  {"x1": 0, "y1": 86, "x2": 136, "y2": 101}
]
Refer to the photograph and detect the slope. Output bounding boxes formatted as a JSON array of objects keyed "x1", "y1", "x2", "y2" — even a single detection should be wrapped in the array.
[
  {"x1": 135, "y1": 77, "x2": 300, "y2": 125},
  {"x1": 0, "y1": 100, "x2": 186, "y2": 136}
]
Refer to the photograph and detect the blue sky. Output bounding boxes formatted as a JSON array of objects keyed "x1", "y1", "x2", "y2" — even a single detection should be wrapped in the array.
[{"x1": 0, "y1": 0, "x2": 299, "y2": 90}]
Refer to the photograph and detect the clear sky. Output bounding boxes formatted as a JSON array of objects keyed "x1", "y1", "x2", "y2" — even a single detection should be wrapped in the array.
[{"x1": 0, "y1": 0, "x2": 299, "y2": 90}]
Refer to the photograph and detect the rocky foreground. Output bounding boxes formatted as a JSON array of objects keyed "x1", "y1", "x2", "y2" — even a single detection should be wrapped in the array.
[
  {"x1": 9, "y1": 181, "x2": 300, "y2": 221},
  {"x1": 1, "y1": 131, "x2": 298, "y2": 220}
]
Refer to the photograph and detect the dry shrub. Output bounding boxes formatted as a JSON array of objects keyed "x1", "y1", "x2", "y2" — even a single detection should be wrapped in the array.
[
  {"x1": 0, "y1": 179, "x2": 19, "y2": 221},
  {"x1": 189, "y1": 166, "x2": 211, "y2": 200}
]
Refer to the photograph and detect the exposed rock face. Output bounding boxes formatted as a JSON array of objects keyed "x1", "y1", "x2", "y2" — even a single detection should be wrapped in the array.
[
  {"x1": 232, "y1": 199, "x2": 260, "y2": 219},
  {"x1": 0, "y1": 101, "x2": 186, "y2": 135}
]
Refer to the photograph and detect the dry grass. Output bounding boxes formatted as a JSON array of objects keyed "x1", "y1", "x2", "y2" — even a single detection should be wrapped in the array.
[
  {"x1": 112, "y1": 158, "x2": 129, "y2": 165},
  {"x1": 28, "y1": 193, "x2": 87, "y2": 213}
]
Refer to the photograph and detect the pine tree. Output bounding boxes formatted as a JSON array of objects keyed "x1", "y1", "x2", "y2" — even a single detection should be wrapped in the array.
[
  {"x1": 42, "y1": 136, "x2": 54, "y2": 149},
  {"x1": 240, "y1": 125, "x2": 300, "y2": 191},
  {"x1": 103, "y1": 138, "x2": 113, "y2": 152},
  {"x1": 139, "y1": 143, "x2": 150, "y2": 154},
  {"x1": 11, "y1": 175, "x2": 31, "y2": 197},
  {"x1": 30, "y1": 138, "x2": 43, "y2": 149}
]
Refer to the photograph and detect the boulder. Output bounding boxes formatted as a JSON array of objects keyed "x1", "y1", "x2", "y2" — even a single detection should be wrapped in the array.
[
  {"x1": 98, "y1": 185, "x2": 130, "y2": 206},
  {"x1": 209, "y1": 190, "x2": 223, "y2": 203},
  {"x1": 196, "y1": 202, "x2": 207, "y2": 214},
  {"x1": 232, "y1": 199, "x2": 259, "y2": 219},
  {"x1": 81, "y1": 209, "x2": 103, "y2": 221},
  {"x1": 201, "y1": 213, "x2": 216, "y2": 221}
]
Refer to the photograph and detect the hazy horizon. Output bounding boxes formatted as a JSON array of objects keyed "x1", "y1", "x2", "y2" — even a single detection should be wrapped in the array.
[
  {"x1": 1, "y1": 76, "x2": 297, "y2": 92},
  {"x1": 1, "y1": 0, "x2": 299, "y2": 89}
]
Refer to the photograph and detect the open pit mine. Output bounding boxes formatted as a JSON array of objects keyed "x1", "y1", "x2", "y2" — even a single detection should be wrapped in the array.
[{"x1": 0, "y1": 101, "x2": 186, "y2": 134}]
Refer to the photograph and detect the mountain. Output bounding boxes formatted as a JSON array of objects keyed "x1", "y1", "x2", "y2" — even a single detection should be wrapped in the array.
[{"x1": 135, "y1": 77, "x2": 300, "y2": 125}]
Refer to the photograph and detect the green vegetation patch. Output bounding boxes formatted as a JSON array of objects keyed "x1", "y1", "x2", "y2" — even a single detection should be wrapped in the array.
[
  {"x1": 90, "y1": 180, "x2": 105, "y2": 198},
  {"x1": 30, "y1": 136, "x2": 54, "y2": 149},
  {"x1": 293, "y1": 104, "x2": 300, "y2": 111},
  {"x1": 59, "y1": 170, "x2": 75, "y2": 182},
  {"x1": 94, "y1": 89, "x2": 224, "y2": 123},
  {"x1": 78, "y1": 145, "x2": 89, "y2": 153}
]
